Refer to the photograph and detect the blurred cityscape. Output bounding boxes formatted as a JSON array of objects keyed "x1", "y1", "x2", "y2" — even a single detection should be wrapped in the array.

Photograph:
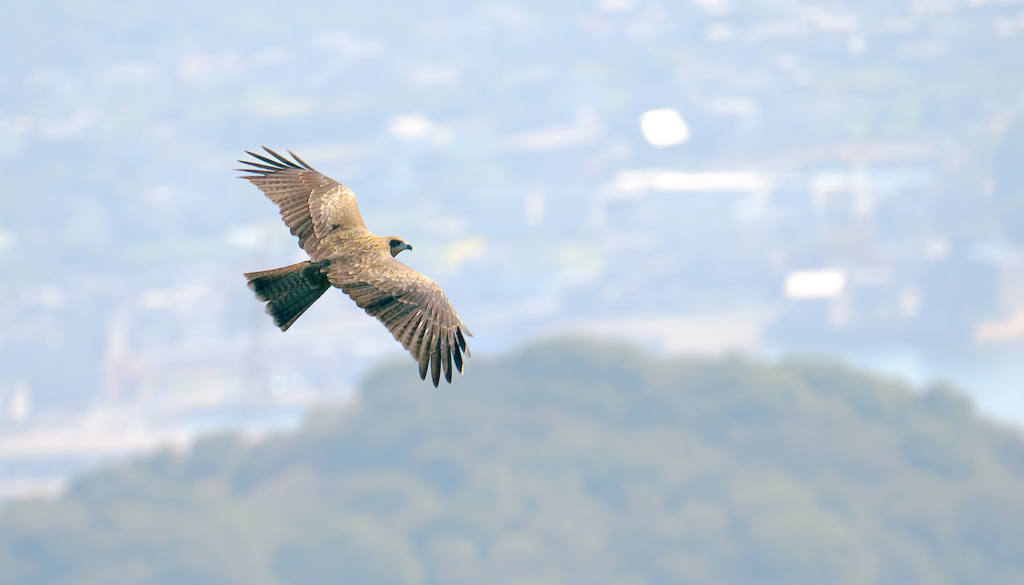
[{"x1": 2, "y1": 0, "x2": 1024, "y2": 499}]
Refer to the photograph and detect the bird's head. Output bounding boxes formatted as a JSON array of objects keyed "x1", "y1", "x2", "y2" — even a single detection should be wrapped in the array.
[{"x1": 387, "y1": 237, "x2": 413, "y2": 257}]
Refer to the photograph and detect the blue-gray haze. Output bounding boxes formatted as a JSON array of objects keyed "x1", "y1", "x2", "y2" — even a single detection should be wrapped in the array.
[{"x1": 1, "y1": 0, "x2": 1023, "y2": 422}]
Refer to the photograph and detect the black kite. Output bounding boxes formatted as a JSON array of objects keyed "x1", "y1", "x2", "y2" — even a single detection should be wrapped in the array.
[{"x1": 238, "y1": 148, "x2": 471, "y2": 386}]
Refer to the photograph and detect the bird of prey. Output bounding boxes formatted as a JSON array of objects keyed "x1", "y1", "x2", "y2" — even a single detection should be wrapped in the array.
[{"x1": 238, "y1": 147, "x2": 471, "y2": 386}]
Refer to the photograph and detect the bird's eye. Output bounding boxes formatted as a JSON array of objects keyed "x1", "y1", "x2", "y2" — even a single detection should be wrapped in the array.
[{"x1": 390, "y1": 239, "x2": 402, "y2": 247}]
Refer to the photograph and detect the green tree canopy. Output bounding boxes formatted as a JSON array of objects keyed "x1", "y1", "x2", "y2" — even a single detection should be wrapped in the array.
[{"x1": 2, "y1": 339, "x2": 1024, "y2": 584}]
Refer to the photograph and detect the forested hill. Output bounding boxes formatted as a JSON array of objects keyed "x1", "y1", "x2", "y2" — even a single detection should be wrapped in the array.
[{"x1": 3, "y1": 340, "x2": 1024, "y2": 585}]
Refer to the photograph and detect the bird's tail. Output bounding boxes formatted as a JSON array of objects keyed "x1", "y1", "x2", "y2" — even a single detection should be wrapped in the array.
[{"x1": 245, "y1": 261, "x2": 331, "y2": 331}]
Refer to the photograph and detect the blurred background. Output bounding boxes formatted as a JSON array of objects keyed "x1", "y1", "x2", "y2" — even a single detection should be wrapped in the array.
[{"x1": 1, "y1": 0, "x2": 1024, "y2": 581}]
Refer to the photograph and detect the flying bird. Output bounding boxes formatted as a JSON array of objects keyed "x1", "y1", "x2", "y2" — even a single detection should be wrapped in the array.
[{"x1": 238, "y1": 147, "x2": 471, "y2": 386}]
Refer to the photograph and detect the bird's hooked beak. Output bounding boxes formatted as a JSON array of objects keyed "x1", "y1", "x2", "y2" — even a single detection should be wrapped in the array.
[{"x1": 389, "y1": 238, "x2": 414, "y2": 257}]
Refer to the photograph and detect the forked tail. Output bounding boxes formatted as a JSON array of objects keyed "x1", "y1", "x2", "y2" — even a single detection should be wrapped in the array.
[{"x1": 245, "y1": 261, "x2": 331, "y2": 331}]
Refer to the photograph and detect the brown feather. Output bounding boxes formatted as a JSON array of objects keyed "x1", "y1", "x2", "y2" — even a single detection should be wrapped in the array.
[
  {"x1": 453, "y1": 342, "x2": 464, "y2": 373},
  {"x1": 442, "y1": 338, "x2": 453, "y2": 383},
  {"x1": 430, "y1": 332, "x2": 442, "y2": 387}
]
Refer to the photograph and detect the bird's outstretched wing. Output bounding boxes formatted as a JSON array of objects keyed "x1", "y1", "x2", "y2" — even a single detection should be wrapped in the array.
[
  {"x1": 326, "y1": 255, "x2": 472, "y2": 386},
  {"x1": 237, "y1": 147, "x2": 368, "y2": 255}
]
